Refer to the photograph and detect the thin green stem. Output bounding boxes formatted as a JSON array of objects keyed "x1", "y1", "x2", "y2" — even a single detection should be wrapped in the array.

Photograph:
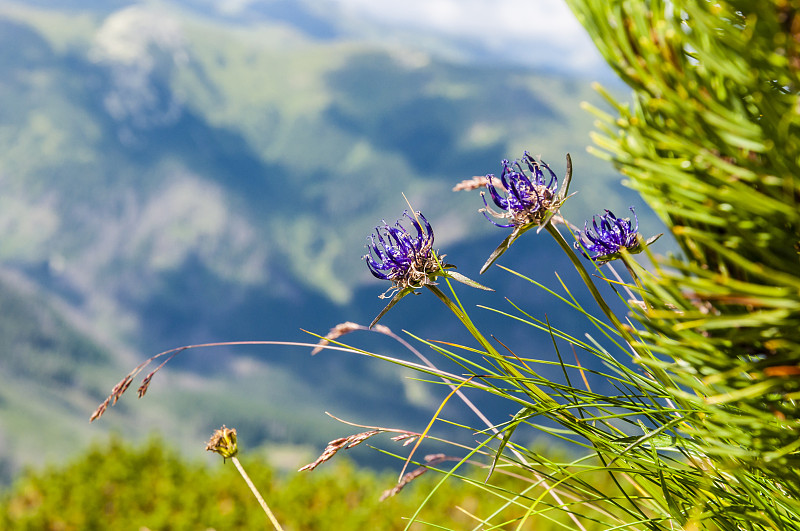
[
  {"x1": 620, "y1": 254, "x2": 649, "y2": 312},
  {"x1": 425, "y1": 284, "x2": 498, "y2": 358},
  {"x1": 545, "y1": 223, "x2": 630, "y2": 338},
  {"x1": 425, "y1": 284, "x2": 578, "y2": 423},
  {"x1": 423, "y1": 282, "x2": 613, "y2": 531},
  {"x1": 546, "y1": 223, "x2": 694, "y2": 423},
  {"x1": 231, "y1": 456, "x2": 284, "y2": 531}
]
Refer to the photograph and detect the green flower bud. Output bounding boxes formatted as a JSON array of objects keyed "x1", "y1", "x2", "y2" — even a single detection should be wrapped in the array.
[{"x1": 206, "y1": 425, "x2": 238, "y2": 461}]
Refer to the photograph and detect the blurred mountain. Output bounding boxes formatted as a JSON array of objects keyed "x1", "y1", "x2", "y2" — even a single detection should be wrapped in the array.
[{"x1": 0, "y1": 1, "x2": 649, "y2": 479}]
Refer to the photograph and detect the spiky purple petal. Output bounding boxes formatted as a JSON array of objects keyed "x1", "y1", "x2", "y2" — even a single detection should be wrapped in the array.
[
  {"x1": 363, "y1": 210, "x2": 437, "y2": 288},
  {"x1": 481, "y1": 152, "x2": 562, "y2": 228},
  {"x1": 574, "y1": 207, "x2": 643, "y2": 263}
]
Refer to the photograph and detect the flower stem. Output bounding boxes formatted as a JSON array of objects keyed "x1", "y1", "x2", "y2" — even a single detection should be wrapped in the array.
[
  {"x1": 545, "y1": 222, "x2": 630, "y2": 336},
  {"x1": 545, "y1": 223, "x2": 693, "y2": 413},
  {"x1": 231, "y1": 456, "x2": 284, "y2": 531},
  {"x1": 425, "y1": 284, "x2": 573, "y2": 420},
  {"x1": 621, "y1": 254, "x2": 650, "y2": 312},
  {"x1": 425, "y1": 283, "x2": 588, "y2": 531}
]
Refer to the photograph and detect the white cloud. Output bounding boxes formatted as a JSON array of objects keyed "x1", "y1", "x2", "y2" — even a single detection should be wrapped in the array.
[{"x1": 323, "y1": 0, "x2": 605, "y2": 72}]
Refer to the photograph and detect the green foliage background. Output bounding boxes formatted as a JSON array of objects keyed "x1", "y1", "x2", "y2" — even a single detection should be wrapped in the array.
[
  {"x1": 0, "y1": 437, "x2": 619, "y2": 530},
  {"x1": 570, "y1": 0, "x2": 800, "y2": 468},
  {"x1": 535, "y1": 0, "x2": 800, "y2": 527}
]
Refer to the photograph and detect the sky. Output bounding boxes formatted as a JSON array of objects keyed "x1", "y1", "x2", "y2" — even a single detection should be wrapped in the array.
[
  {"x1": 216, "y1": 0, "x2": 608, "y2": 74},
  {"x1": 321, "y1": 0, "x2": 607, "y2": 74}
]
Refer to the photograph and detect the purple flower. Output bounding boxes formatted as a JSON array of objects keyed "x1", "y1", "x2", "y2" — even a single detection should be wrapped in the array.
[
  {"x1": 364, "y1": 210, "x2": 491, "y2": 326},
  {"x1": 481, "y1": 151, "x2": 568, "y2": 228},
  {"x1": 574, "y1": 208, "x2": 658, "y2": 264},
  {"x1": 363, "y1": 211, "x2": 439, "y2": 291}
]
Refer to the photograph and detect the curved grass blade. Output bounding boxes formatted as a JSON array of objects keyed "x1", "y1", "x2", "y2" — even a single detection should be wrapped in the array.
[{"x1": 369, "y1": 287, "x2": 415, "y2": 328}]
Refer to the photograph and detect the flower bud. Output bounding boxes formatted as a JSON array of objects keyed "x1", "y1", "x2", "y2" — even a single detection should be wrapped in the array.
[{"x1": 206, "y1": 425, "x2": 238, "y2": 461}]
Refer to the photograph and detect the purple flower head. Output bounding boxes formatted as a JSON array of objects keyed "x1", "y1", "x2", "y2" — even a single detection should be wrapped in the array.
[
  {"x1": 574, "y1": 208, "x2": 653, "y2": 264},
  {"x1": 363, "y1": 211, "x2": 439, "y2": 291},
  {"x1": 481, "y1": 151, "x2": 568, "y2": 228},
  {"x1": 364, "y1": 210, "x2": 491, "y2": 326}
]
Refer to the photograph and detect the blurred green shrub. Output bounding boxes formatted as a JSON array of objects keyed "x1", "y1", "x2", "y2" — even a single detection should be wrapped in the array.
[{"x1": 0, "y1": 436, "x2": 617, "y2": 530}]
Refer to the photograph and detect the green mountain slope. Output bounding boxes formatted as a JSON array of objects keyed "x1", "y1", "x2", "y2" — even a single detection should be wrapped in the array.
[
  {"x1": 0, "y1": 271, "x2": 130, "y2": 480},
  {"x1": 0, "y1": 2, "x2": 627, "y2": 303},
  {"x1": 0, "y1": 1, "x2": 649, "y2": 479}
]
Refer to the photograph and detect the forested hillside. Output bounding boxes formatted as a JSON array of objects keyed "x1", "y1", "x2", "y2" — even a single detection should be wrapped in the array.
[{"x1": 0, "y1": 1, "x2": 641, "y2": 479}]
